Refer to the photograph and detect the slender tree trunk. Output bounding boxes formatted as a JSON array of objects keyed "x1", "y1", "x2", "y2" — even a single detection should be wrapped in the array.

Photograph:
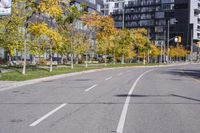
[
  {"x1": 147, "y1": 49, "x2": 150, "y2": 64},
  {"x1": 104, "y1": 51, "x2": 107, "y2": 66},
  {"x1": 22, "y1": 32, "x2": 27, "y2": 75},
  {"x1": 76, "y1": 55, "x2": 79, "y2": 64},
  {"x1": 32, "y1": 55, "x2": 36, "y2": 65},
  {"x1": 143, "y1": 53, "x2": 146, "y2": 65},
  {"x1": 49, "y1": 45, "x2": 53, "y2": 72},
  {"x1": 70, "y1": 37, "x2": 74, "y2": 69},
  {"x1": 113, "y1": 49, "x2": 116, "y2": 65},
  {"x1": 85, "y1": 53, "x2": 88, "y2": 68},
  {"x1": 61, "y1": 55, "x2": 64, "y2": 64},
  {"x1": 7, "y1": 52, "x2": 12, "y2": 66},
  {"x1": 121, "y1": 52, "x2": 125, "y2": 64},
  {"x1": 137, "y1": 51, "x2": 140, "y2": 64},
  {"x1": 71, "y1": 53, "x2": 74, "y2": 69},
  {"x1": 38, "y1": 54, "x2": 41, "y2": 65}
]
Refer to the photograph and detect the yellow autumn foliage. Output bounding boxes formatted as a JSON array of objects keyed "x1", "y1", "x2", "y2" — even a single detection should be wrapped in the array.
[
  {"x1": 169, "y1": 46, "x2": 188, "y2": 58},
  {"x1": 39, "y1": 0, "x2": 63, "y2": 17},
  {"x1": 28, "y1": 23, "x2": 62, "y2": 46}
]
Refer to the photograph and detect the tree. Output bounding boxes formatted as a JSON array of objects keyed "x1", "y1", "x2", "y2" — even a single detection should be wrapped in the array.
[
  {"x1": 73, "y1": 32, "x2": 89, "y2": 67},
  {"x1": 132, "y1": 29, "x2": 151, "y2": 64},
  {"x1": 56, "y1": 3, "x2": 85, "y2": 69},
  {"x1": 149, "y1": 45, "x2": 160, "y2": 63},
  {"x1": 169, "y1": 45, "x2": 188, "y2": 61},
  {"x1": 0, "y1": 0, "x2": 24, "y2": 65},
  {"x1": 116, "y1": 29, "x2": 135, "y2": 64},
  {"x1": 82, "y1": 12, "x2": 116, "y2": 66},
  {"x1": 28, "y1": 23, "x2": 62, "y2": 72}
]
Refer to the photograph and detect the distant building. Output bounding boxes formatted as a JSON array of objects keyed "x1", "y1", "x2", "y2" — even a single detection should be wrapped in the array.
[
  {"x1": 103, "y1": 0, "x2": 200, "y2": 50},
  {"x1": 72, "y1": 0, "x2": 103, "y2": 13}
]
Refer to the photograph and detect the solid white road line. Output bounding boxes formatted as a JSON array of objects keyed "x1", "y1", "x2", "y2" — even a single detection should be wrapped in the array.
[
  {"x1": 29, "y1": 103, "x2": 67, "y2": 127},
  {"x1": 105, "y1": 76, "x2": 113, "y2": 81},
  {"x1": 85, "y1": 84, "x2": 98, "y2": 92},
  {"x1": 116, "y1": 69, "x2": 154, "y2": 133}
]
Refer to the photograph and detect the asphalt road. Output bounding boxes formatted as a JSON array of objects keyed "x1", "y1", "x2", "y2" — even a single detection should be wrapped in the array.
[{"x1": 0, "y1": 64, "x2": 200, "y2": 133}]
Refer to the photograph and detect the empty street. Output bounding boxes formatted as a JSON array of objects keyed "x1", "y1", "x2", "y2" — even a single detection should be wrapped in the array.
[{"x1": 0, "y1": 64, "x2": 200, "y2": 133}]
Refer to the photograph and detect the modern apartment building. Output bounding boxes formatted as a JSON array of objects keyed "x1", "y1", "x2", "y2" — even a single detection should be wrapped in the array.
[
  {"x1": 104, "y1": 0, "x2": 200, "y2": 50},
  {"x1": 71, "y1": 0, "x2": 103, "y2": 30},
  {"x1": 72, "y1": 0, "x2": 103, "y2": 13}
]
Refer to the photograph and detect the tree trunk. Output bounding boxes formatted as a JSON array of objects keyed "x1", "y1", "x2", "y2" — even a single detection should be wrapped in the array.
[
  {"x1": 85, "y1": 53, "x2": 88, "y2": 68},
  {"x1": 121, "y1": 53, "x2": 125, "y2": 64},
  {"x1": 32, "y1": 55, "x2": 36, "y2": 65},
  {"x1": 147, "y1": 50, "x2": 150, "y2": 64},
  {"x1": 61, "y1": 55, "x2": 64, "y2": 64},
  {"x1": 7, "y1": 52, "x2": 12, "y2": 66},
  {"x1": 113, "y1": 49, "x2": 116, "y2": 65},
  {"x1": 104, "y1": 51, "x2": 107, "y2": 67},
  {"x1": 22, "y1": 32, "x2": 27, "y2": 75},
  {"x1": 49, "y1": 45, "x2": 53, "y2": 72},
  {"x1": 76, "y1": 55, "x2": 79, "y2": 64},
  {"x1": 143, "y1": 53, "x2": 146, "y2": 65},
  {"x1": 137, "y1": 51, "x2": 140, "y2": 64},
  {"x1": 71, "y1": 53, "x2": 74, "y2": 69}
]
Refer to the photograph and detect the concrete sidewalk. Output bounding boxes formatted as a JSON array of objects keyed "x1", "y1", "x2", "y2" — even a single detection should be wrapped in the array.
[
  {"x1": 0, "y1": 81, "x2": 17, "y2": 88},
  {"x1": 0, "y1": 63, "x2": 190, "y2": 92}
]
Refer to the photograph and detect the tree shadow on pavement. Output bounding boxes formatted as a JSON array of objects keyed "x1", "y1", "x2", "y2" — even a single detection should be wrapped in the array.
[
  {"x1": 164, "y1": 69, "x2": 200, "y2": 81},
  {"x1": 115, "y1": 94, "x2": 200, "y2": 102}
]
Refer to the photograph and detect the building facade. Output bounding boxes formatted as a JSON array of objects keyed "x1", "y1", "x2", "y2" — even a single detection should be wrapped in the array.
[
  {"x1": 104, "y1": 0, "x2": 200, "y2": 49},
  {"x1": 72, "y1": 0, "x2": 103, "y2": 13}
]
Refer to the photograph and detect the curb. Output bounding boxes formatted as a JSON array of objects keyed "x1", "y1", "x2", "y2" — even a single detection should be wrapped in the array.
[{"x1": 0, "y1": 63, "x2": 190, "y2": 92}]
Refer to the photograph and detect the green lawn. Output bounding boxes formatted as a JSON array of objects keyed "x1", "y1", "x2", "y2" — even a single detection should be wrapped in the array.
[{"x1": 0, "y1": 63, "x2": 160, "y2": 81}]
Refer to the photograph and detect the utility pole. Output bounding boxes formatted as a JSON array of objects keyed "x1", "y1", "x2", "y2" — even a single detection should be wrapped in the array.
[
  {"x1": 167, "y1": 20, "x2": 170, "y2": 64},
  {"x1": 160, "y1": 44, "x2": 163, "y2": 63},
  {"x1": 164, "y1": 30, "x2": 166, "y2": 63},
  {"x1": 121, "y1": 4, "x2": 125, "y2": 64},
  {"x1": 122, "y1": 5, "x2": 125, "y2": 29},
  {"x1": 190, "y1": 24, "x2": 194, "y2": 63}
]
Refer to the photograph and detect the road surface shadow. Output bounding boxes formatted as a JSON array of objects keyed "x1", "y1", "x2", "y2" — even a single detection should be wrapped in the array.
[
  {"x1": 166, "y1": 69, "x2": 200, "y2": 80},
  {"x1": 115, "y1": 94, "x2": 200, "y2": 102}
]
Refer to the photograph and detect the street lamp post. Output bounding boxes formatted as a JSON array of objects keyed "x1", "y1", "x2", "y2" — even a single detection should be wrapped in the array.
[
  {"x1": 121, "y1": 6, "x2": 125, "y2": 64},
  {"x1": 167, "y1": 20, "x2": 170, "y2": 64},
  {"x1": 122, "y1": 5, "x2": 125, "y2": 29},
  {"x1": 164, "y1": 30, "x2": 166, "y2": 63},
  {"x1": 160, "y1": 43, "x2": 163, "y2": 63},
  {"x1": 166, "y1": 18, "x2": 178, "y2": 64},
  {"x1": 190, "y1": 25, "x2": 194, "y2": 63}
]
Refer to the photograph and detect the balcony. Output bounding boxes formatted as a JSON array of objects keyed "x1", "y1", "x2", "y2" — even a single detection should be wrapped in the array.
[{"x1": 125, "y1": 1, "x2": 161, "y2": 8}]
